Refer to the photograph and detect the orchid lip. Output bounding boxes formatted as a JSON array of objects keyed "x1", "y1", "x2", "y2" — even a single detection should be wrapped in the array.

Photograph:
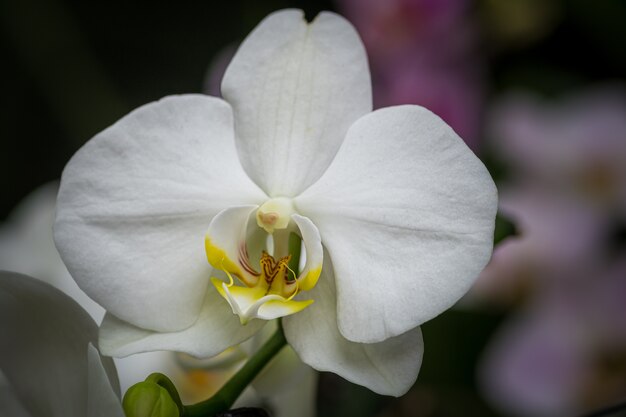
[
  {"x1": 210, "y1": 249, "x2": 313, "y2": 323},
  {"x1": 211, "y1": 277, "x2": 313, "y2": 324},
  {"x1": 205, "y1": 206, "x2": 323, "y2": 323}
]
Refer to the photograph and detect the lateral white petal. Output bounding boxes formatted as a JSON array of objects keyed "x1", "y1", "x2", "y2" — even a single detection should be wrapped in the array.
[
  {"x1": 222, "y1": 9, "x2": 372, "y2": 197},
  {"x1": 283, "y1": 259, "x2": 423, "y2": 396},
  {"x1": 296, "y1": 105, "x2": 497, "y2": 343},
  {"x1": 99, "y1": 285, "x2": 266, "y2": 359},
  {"x1": 55, "y1": 95, "x2": 267, "y2": 333},
  {"x1": 0, "y1": 272, "x2": 120, "y2": 417}
]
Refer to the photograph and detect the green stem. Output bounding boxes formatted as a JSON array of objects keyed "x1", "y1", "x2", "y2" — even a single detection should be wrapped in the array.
[{"x1": 183, "y1": 321, "x2": 287, "y2": 417}]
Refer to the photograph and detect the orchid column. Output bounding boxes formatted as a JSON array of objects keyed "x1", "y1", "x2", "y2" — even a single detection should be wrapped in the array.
[{"x1": 53, "y1": 7, "x2": 497, "y2": 408}]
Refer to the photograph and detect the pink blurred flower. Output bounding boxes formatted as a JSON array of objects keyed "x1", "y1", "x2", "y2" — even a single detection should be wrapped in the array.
[
  {"x1": 374, "y1": 55, "x2": 484, "y2": 148},
  {"x1": 490, "y1": 86, "x2": 626, "y2": 215},
  {"x1": 338, "y1": 0, "x2": 469, "y2": 62},
  {"x1": 469, "y1": 86, "x2": 626, "y2": 306},
  {"x1": 480, "y1": 257, "x2": 626, "y2": 417},
  {"x1": 337, "y1": 0, "x2": 484, "y2": 150},
  {"x1": 468, "y1": 186, "x2": 608, "y2": 306},
  {"x1": 474, "y1": 86, "x2": 626, "y2": 416}
]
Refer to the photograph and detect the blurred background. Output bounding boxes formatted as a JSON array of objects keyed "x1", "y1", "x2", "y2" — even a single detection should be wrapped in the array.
[{"x1": 1, "y1": 0, "x2": 625, "y2": 416}]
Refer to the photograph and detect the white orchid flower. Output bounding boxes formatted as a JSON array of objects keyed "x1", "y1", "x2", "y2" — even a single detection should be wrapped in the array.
[
  {"x1": 0, "y1": 271, "x2": 124, "y2": 417},
  {"x1": 54, "y1": 9, "x2": 497, "y2": 396}
]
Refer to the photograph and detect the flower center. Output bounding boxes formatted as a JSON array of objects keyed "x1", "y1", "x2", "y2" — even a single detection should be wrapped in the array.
[
  {"x1": 210, "y1": 247, "x2": 311, "y2": 325},
  {"x1": 259, "y1": 250, "x2": 297, "y2": 296},
  {"x1": 205, "y1": 204, "x2": 322, "y2": 324},
  {"x1": 256, "y1": 197, "x2": 294, "y2": 234}
]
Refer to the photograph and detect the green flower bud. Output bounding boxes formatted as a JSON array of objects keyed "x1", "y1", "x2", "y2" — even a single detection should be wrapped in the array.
[{"x1": 123, "y1": 380, "x2": 180, "y2": 417}]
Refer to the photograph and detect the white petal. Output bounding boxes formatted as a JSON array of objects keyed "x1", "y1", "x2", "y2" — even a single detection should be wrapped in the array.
[
  {"x1": 211, "y1": 279, "x2": 313, "y2": 324},
  {"x1": 283, "y1": 260, "x2": 423, "y2": 396},
  {"x1": 264, "y1": 362, "x2": 317, "y2": 417},
  {"x1": 0, "y1": 371, "x2": 32, "y2": 417},
  {"x1": 0, "y1": 272, "x2": 120, "y2": 417},
  {"x1": 296, "y1": 105, "x2": 497, "y2": 343},
  {"x1": 0, "y1": 182, "x2": 105, "y2": 323},
  {"x1": 253, "y1": 345, "x2": 318, "y2": 417},
  {"x1": 55, "y1": 95, "x2": 267, "y2": 332},
  {"x1": 222, "y1": 9, "x2": 372, "y2": 197},
  {"x1": 99, "y1": 284, "x2": 266, "y2": 358},
  {"x1": 205, "y1": 205, "x2": 261, "y2": 286},
  {"x1": 291, "y1": 214, "x2": 323, "y2": 290},
  {"x1": 114, "y1": 351, "x2": 177, "y2": 395},
  {"x1": 87, "y1": 344, "x2": 124, "y2": 417}
]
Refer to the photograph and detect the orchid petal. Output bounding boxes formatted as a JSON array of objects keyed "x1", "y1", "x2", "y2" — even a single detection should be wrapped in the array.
[
  {"x1": 262, "y1": 360, "x2": 317, "y2": 417},
  {"x1": 54, "y1": 95, "x2": 267, "y2": 333},
  {"x1": 0, "y1": 371, "x2": 32, "y2": 417},
  {"x1": 291, "y1": 214, "x2": 323, "y2": 290},
  {"x1": 99, "y1": 285, "x2": 265, "y2": 359},
  {"x1": 0, "y1": 182, "x2": 105, "y2": 322},
  {"x1": 211, "y1": 278, "x2": 313, "y2": 324},
  {"x1": 296, "y1": 105, "x2": 497, "y2": 343},
  {"x1": 283, "y1": 257, "x2": 423, "y2": 396},
  {"x1": 0, "y1": 272, "x2": 121, "y2": 417},
  {"x1": 222, "y1": 9, "x2": 372, "y2": 197},
  {"x1": 205, "y1": 206, "x2": 261, "y2": 287},
  {"x1": 253, "y1": 344, "x2": 318, "y2": 417},
  {"x1": 87, "y1": 344, "x2": 125, "y2": 417}
]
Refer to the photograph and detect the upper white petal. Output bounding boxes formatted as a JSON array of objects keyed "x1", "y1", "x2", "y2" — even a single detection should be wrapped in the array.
[
  {"x1": 222, "y1": 9, "x2": 372, "y2": 197},
  {"x1": 54, "y1": 95, "x2": 267, "y2": 332},
  {"x1": 0, "y1": 272, "x2": 121, "y2": 417},
  {"x1": 99, "y1": 284, "x2": 266, "y2": 359},
  {"x1": 283, "y1": 258, "x2": 423, "y2": 396},
  {"x1": 296, "y1": 105, "x2": 497, "y2": 343}
]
